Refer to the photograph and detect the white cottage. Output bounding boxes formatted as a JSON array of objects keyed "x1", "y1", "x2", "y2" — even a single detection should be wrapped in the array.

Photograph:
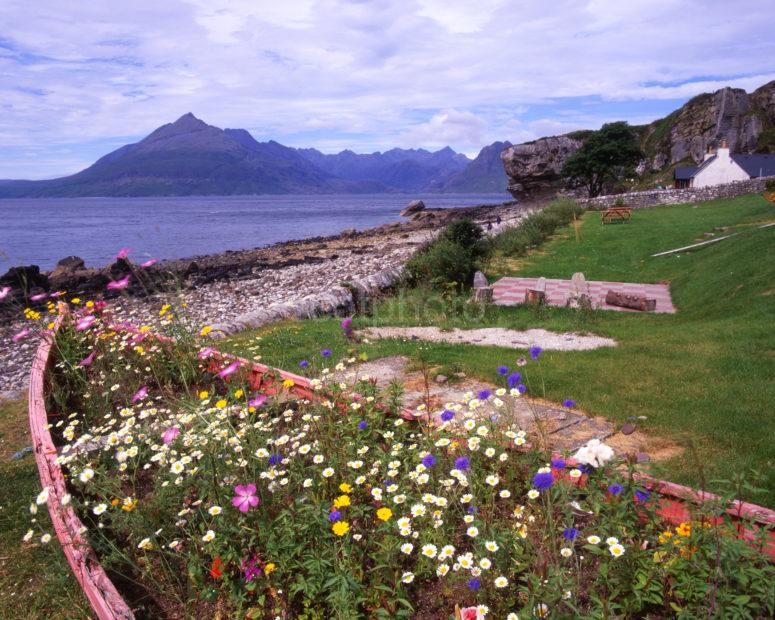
[{"x1": 673, "y1": 139, "x2": 775, "y2": 188}]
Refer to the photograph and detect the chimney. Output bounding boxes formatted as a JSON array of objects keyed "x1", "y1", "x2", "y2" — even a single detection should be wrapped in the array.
[
  {"x1": 703, "y1": 144, "x2": 716, "y2": 161},
  {"x1": 717, "y1": 138, "x2": 730, "y2": 160}
]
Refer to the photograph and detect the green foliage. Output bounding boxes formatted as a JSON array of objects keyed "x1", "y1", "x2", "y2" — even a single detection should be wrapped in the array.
[
  {"x1": 495, "y1": 197, "x2": 584, "y2": 257},
  {"x1": 561, "y1": 121, "x2": 644, "y2": 197},
  {"x1": 404, "y1": 218, "x2": 490, "y2": 290},
  {"x1": 764, "y1": 178, "x2": 775, "y2": 191}
]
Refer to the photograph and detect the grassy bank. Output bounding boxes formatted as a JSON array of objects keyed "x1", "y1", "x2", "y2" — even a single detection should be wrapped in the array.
[
  {"x1": 0, "y1": 398, "x2": 91, "y2": 618},
  {"x1": 223, "y1": 193, "x2": 775, "y2": 505}
]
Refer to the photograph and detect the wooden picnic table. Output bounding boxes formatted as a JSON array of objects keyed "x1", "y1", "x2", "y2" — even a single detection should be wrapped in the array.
[{"x1": 601, "y1": 205, "x2": 632, "y2": 224}]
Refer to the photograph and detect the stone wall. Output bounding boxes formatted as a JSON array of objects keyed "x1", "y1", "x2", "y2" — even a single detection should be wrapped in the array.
[{"x1": 581, "y1": 176, "x2": 775, "y2": 210}]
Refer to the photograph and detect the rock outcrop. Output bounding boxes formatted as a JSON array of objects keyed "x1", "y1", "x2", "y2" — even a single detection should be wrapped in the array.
[
  {"x1": 501, "y1": 135, "x2": 584, "y2": 197},
  {"x1": 400, "y1": 199, "x2": 426, "y2": 216}
]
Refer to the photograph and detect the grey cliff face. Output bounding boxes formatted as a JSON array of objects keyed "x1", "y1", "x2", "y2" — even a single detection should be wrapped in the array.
[{"x1": 500, "y1": 136, "x2": 583, "y2": 198}]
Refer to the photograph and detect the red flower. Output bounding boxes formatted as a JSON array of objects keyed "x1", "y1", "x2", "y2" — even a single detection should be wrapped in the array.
[{"x1": 210, "y1": 557, "x2": 223, "y2": 579}]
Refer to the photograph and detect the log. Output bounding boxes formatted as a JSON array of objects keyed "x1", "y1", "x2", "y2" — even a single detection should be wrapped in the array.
[{"x1": 605, "y1": 290, "x2": 656, "y2": 311}]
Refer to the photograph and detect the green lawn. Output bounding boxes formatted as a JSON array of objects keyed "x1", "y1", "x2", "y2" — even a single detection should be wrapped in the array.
[
  {"x1": 0, "y1": 398, "x2": 92, "y2": 618},
  {"x1": 223, "y1": 194, "x2": 775, "y2": 505}
]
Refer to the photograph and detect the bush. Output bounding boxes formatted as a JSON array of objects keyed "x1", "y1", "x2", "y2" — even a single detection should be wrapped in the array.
[
  {"x1": 405, "y1": 218, "x2": 490, "y2": 290},
  {"x1": 496, "y1": 198, "x2": 584, "y2": 257},
  {"x1": 765, "y1": 178, "x2": 775, "y2": 192}
]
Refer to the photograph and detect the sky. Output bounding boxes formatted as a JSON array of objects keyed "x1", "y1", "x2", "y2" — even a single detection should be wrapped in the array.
[{"x1": 1, "y1": 0, "x2": 774, "y2": 179}]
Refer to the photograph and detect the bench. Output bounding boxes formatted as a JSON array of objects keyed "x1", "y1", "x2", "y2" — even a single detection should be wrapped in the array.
[{"x1": 601, "y1": 206, "x2": 632, "y2": 224}]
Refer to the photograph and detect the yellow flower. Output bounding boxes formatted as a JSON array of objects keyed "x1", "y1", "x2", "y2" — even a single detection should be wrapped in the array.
[
  {"x1": 122, "y1": 497, "x2": 137, "y2": 512},
  {"x1": 282, "y1": 378, "x2": 295, "y2": 388},
  {"x1": 377, "y1": 507, "x2": 392, "y2": 521},
  {"x1": 71, "y1": 297, "x2": 81, "y2": 304},
  {"x1": 199, "y1": 391, "x2": 209, "y2": 400},
  {"x1": 676, "y1": 522, "x2": 692, "y2": 537},
  {"x1": 159, "y1": 304, "x2": 171, "y2": 316},
  {"x1": 111, "y1": 498, "x2": 120, "y2": 506},
  {"x1": 265, "y1": 562, "x2": 276, "y2": 574},
  {"x1": 134, "y1": 346, "x2": 144, "y2": 354},
  {"x1": 215, "y1": 399, "x2": 227, "y2": 409},
  {"x1": 332, "y1": 521, "x2": 350, "y2": 536},
  {"x1": 658, "y1": 531, "x2": 673, "y2": 544},
  {"x1": 234, "y1": 389, "x2": 244, "y2": 399},
  {"x1": 139, "y1": 325, "x2": 150, "y2": 333},
  {"x1": 333, "y1": 495, "x2": 351, "y2": 509},
  {"x1": 47, "y1": 322, "x2": 56, "y2": 330},
  {"x1": 200, "y1": 325, "x2": 213, "y2": 337},
  {"x1": 86, "y1": 301, "x2": 94, "y2": 308},
  {"x1": 338, "y1": 483, "x2": 352, "y2": 493}
]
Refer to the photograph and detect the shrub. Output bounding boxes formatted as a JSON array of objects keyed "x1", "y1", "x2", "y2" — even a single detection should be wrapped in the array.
[
  {"x1": 496, "y1": 198, "x2": 584, "y2": 257},
  {"x1": 765, "y1": 178, "x2": 775, "y2": 192},
  {"x1": 405, "y1": 218, "x2": 490, "y2": 290}
]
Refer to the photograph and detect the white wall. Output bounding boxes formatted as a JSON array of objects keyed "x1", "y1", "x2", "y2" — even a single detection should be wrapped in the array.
[{"x1": 692, "y1": 148, "x2": 750, "y2": 187}]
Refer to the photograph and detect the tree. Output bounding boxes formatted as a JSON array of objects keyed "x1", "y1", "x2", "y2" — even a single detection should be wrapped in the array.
[{"x1": 561, "y1": 121, "x2": 643, "y2": 197}]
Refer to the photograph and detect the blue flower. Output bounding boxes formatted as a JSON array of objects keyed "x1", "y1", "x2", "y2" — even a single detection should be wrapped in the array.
[
  {"x1": 320, "y1": 348, "x2": 332, "y2": 358},
  {"x1": 608, "y1": 483, "x2": 624, "y2": 496},
  {"x1": 562, "y1": 527, "x2": 579, "y2": 541},
  {"x1": 358, "y1": 420, "x2": 368, "y2": 430},
  {"x1": 268, "y1": 454, "x2": 282, "y2": 465},
  {"x1": 455, "y1": 456, "x2": 470, "y2": 471},
  {"x1": 299, "y1": 360, "x2": 310, "y2": 368},
  {"x1": 532, "y1": 471, "x2": 554, "y2": 490},
  {"x1": 563, "y1": 399, "x2": 576, "y2": 408},
  {"x1": 328, "y1": 510, "x2": 342, "y2": 522},
  {"x1": 477, "y1": 389, "x2": 492, "y2": 400},
  {"x1": 421, "y1": 454, "x2": 436, "y2": 468},
  {"x1": 551, "y1": 458, "x2": 566, "y2": 469},
  {"x1": 440, "y1": 409, "x2": 454, "y2": 422},
  {"x1": 468, "y1": 578, "x2": 480, "y2": 591},
  {"x1": 507, "y1": 372, "x2": 521, "y2": 388},
  {"x1": 529, "y1": 346, "x2": 542, "y2": 360},
  {"x1": 517, "y1": 383, "x2": 527, "y2": 394},
  {"x1": 497, "y1": 365, "x2": 509, "y2": 376},
  {"x1": 635, "y1": 489, "x2": 650, "y2": 502}
]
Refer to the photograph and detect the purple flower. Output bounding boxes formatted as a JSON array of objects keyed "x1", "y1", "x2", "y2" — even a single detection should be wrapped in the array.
[
  {"x1": 75, "y1": 315, "x2": 96, "y2": 332},
  {"x1": 551, "y1": 458, "x2": 566, "y2": 469},
  {"x1": 517, "y1": 383, "x2": 527, "y2": 394},
  {"x1": 162, "y1": 426, "x2": 180, "y2": 445},
  {"x1": 341, "y1": 317, "x2": 352, "y2": 331},
  {"x1": 232, "y1": 483, "x2": 260, "y2": 513},
  {"x1": 635, "y1": 489, "x2": 650, "y2": 502},
  {"x1": 529, "y1": 346, "x2": 542, "y2": 360},
  {"x1": 455, "y1": 456, "x2": 470, "y2": 471},
  {"x1": 358, "y1": 420, "x2": 368, "y2": 430},
  {"x1": 440, "y1": 409, "x2": 454, "y2": 422},
  {"x1": 532, "y1": 471, "x2": 554, "y2": 490},
  {"x1": 562, "y1": 527, "x2": 579, "y2": 541},
  {"x1": 328, "y1": 510, "x2": 342, "y2": 522},
  {"x1": 299, "y1": 360, "x2": 310, "y2": 368},
  {"x1": 507, "y1": 372, "x2": 521, "y2": 388},
  {"x1": 421, "y1": 454, "x2": 436, "y2": 468},
  {"x1": 563, "y1": 399, "x2": 576, "y2": 408},
  {"x1": 248, "y1": 395, "x2": 267, "y2": 409},
  {"x1": 217, "y1": 361, "x2": 240, "y2": 379},
  {"x1": 321, "y1": 348, "x2": 332, "y2": 358},
  {"x1": 242, "y1": 556, "x2": 262, "y2": 582},
  {"x1": 468, "y1": 578, "x2": 480, "y2": 591},
  {"x1": 608, "y1": 483, "x2": 624, "y2": 496},
  {"x1": 268, "y1": 454, "x2": 282, "y2": 465},
  {"x1": 477, "y1": 389, "x2": 492, "y2": 401},
  {"x1": 131, "y1": 386, "x2": 148, "y2": 403},
  {"x1": 497, "y1": 365, "x2": 509, "y2": 376}
]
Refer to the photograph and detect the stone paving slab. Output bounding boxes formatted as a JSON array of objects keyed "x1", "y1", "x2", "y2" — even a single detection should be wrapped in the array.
[{"x1": 492, "y1": 277, "x2": 676, "y2": 313}]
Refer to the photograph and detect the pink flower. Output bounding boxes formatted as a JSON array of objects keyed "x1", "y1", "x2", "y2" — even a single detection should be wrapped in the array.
[
  {"x1": 232, "y1": 483, "x2": 259, "y2": 513},
  {"x1": 162, "y1": 426, "x2": 180, "y2": 445},
  {"x1": 30, "y1": 292, "x2": 48, "y2": 301},
  {"x1": 107, "y1": 275, "x2": 131, "y2": 290},
  {"x1": 0, "y1": 286, "x2": 11, "y2": 300},
  {"x1": 76, "y1": 315, "x2": 96, "y2": 331},
  {"x1": 12, "y1": 328, "x2": 31, "y2": 343},
  {"x1": 461, "y1": 608, "x2": 483, "y2": 620},
  {"x1": 49, "y1": 290, "x2": 66, "y2": 298},
  {"x1": 140, "y1": 259, "x2": 158, "y2": 268},
  {"x1": 197, "y1": 347, "x2": 215, "y2": 360},
  {"x1": 78, "y1": 350, "x2": 96, "y2": 367},
  {"x1": 248, "y1": 395, "x2": 267, "y2": 408},
  {"x1": 217, "y1": 361, "x2": 240, "y2": 379},
  {"x1": 116, "y1": 248, "x2": 131, "y2": 260},
  {"x1": 131, "y1": 386, "x2": 148, "y2": 403}
]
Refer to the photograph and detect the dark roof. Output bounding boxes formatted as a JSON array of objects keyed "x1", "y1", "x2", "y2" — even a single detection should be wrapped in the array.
[
  {"x1": 731, "y1": 154, "x2": 775, "y2": 178},
  {"x1": 674, "y1": 166, "x2": 698, "y2": 180}
]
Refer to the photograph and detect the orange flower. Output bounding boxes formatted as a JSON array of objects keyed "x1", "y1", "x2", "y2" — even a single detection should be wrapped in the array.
[{"x1": 210, "y1": 557, "x2": 223, "y2": 579}]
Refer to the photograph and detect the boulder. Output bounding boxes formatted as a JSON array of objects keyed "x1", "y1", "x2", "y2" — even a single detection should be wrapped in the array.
[
  {"x1": 54, "y1": 255, "x2": 85, "y2": 272},
  {"x1": 400, "y1": 200, "x2": 426, "y2": 216},
  {"x1": 501, "y1": 135, "x2": 584, "y2": 198},
  {"x1": 0, "y1": 265, "x2": 49, "y2": 292}
]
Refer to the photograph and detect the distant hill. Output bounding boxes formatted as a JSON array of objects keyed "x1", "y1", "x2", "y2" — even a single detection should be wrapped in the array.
[
  {"x1": 0, "y1": 114, "x2": 382, "y2": 197},
  {"x1": 296, "y1": 146, "x2": 470, "y2": 192},
  {"x1": 434, "y1": 141, "x2": 512, "y2": 192}
]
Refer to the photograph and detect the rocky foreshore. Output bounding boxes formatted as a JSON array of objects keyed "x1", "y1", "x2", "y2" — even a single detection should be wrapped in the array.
[{"x1": 0, "y1": 199, "x2": 529, "y2": 397}]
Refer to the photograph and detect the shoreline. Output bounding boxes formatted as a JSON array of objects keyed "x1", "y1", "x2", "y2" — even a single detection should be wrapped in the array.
[{"x1": 0, "y1": 199, "x2": 533, "y2": 397}]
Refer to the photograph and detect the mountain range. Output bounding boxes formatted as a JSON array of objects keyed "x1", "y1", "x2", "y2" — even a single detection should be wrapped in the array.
[{"x1": 0, "y1": 114, "x2": 511, "y2": 197}]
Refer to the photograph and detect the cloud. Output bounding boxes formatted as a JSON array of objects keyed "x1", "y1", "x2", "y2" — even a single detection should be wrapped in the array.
[{"x1": 0, "y1": 0, "x2": 773, "y2": 177}]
